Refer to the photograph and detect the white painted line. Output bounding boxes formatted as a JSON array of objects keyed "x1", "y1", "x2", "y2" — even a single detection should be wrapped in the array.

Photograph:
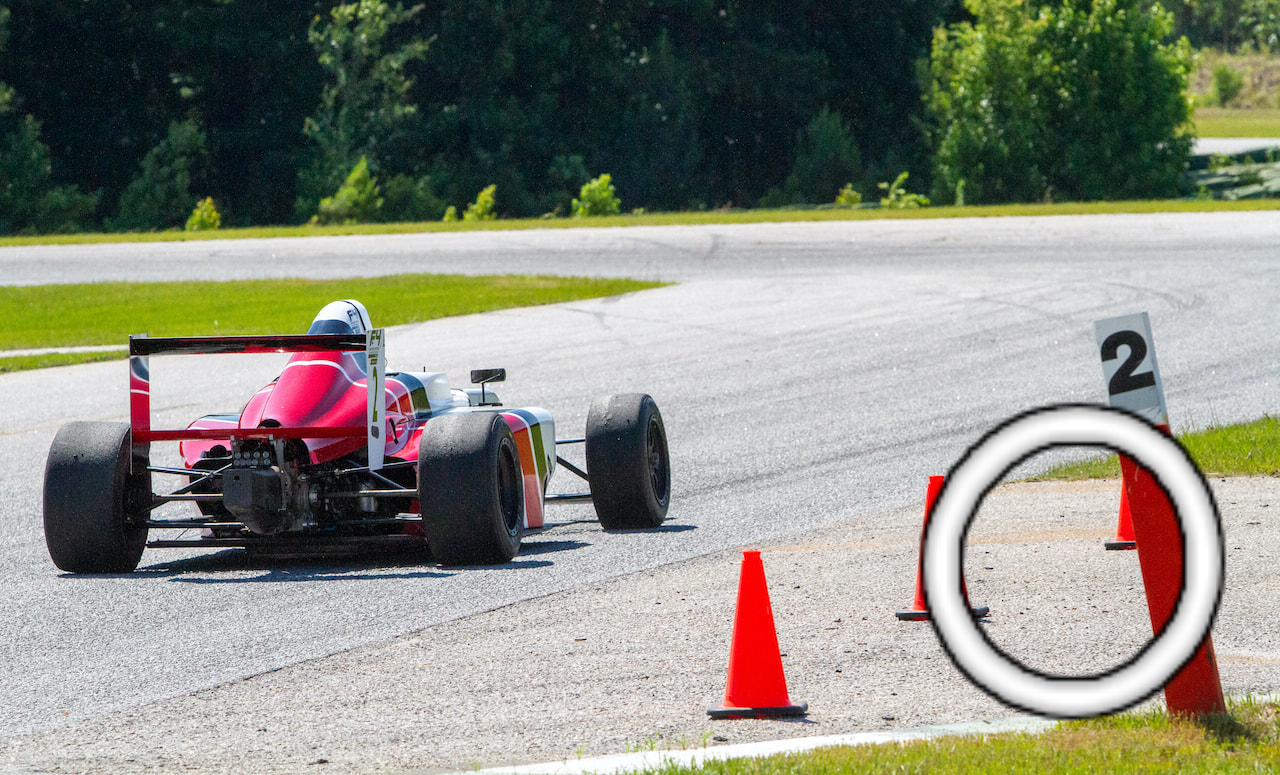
[{"x1": 450, "y1": 716, "x2": 1056, "y2": 775}]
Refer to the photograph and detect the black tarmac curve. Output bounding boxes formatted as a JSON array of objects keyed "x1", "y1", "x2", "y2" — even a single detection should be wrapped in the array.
[{"x1": 1, "y1": 213, "x2": 1278, "y2": 742}]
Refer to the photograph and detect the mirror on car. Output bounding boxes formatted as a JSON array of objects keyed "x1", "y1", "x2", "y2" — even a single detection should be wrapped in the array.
[{"x1": 470, "y1": 368, "x2": 506, "y2": 385}]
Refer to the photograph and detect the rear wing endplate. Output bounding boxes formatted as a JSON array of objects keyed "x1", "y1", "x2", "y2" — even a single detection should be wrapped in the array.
[{"x1": 128, "y1": 331, "x2": 388, "y2": 470}]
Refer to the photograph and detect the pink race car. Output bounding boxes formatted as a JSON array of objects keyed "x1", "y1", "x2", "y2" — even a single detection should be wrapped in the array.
[{"x1": 43, "y1": 300, "x2": 670, "y2": 573}]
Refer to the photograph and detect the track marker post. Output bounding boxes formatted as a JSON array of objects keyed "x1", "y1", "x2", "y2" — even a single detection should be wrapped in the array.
[{"x1": 1094, "y1": 312, "x2": 1226, "y2": 716}]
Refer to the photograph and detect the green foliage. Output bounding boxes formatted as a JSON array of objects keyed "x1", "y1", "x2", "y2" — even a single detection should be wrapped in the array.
[
  {"x1": 314, "y1": 156, "x2": 383, "y2": 225},
  {"x1": 185, "y1": 197, "x2": 221, "y2": 231},
  {"x1": 410, "y1": 3, "x2": 955, "y2": 216},
  {"x1": 1238, "y1": 0, "x2": 1280, "y2": 49},
  {"x1": 926, "y1": 0, "x2": 1049, "y2": 205},
  {"x1": 0, "y1": 2, "x2": 976, "y2": 222},
  {"x1": 112, "y1": 119, "x2": 208, "y2": 231},
  {"x1": 462, "y1": 184, "x2": 497, "y2": 221},
  {"x1": 775, "y1": 107, "x2": 862, "y2": 206},
  {"x1": 1211, "y1": 63, "x2": 1246, "y2": 105},
  {"x1": 1040, "y1": 0, "x2": 1197, "y2": 202},
  {"x1": 878, "y1": 172, "x2": 930, "y2": 208},
  {"x1": 0, "y1": 112, "x2": 99, "y2": 236},
  {"x1": 441, "y1": 205, "x2": 458, "y2": 222},
  {"x1": 0, "y1": 10, "x2": 98, "y2": 236},
  {"x1": 0, "y1": 6, "x2": 10, "y2": 115},
  {"x1": 927, "y1": 0, "x2": 1195, "y2": 204},
  {"x1": 1171, "y1": 0, "x2": 1280, "y2": 51},
  {"x1": 542, "y1": 154, "x2": 589, "y2": 216},
  {"x1": 297, "y1": 1, "x2": 429, "y2": 221},
  {"x1": 835, "y1": 184, "x2": 863, "y2": 207},
  {"x1": 1209, "y1": 152, "x2": 1235, "y2": 170},
  {"x1": 380, "y1": 174, "x2": 445, "y2": 222},
  {"x1": 571, "y1": 174, "x2": 621, "y2": 217}
]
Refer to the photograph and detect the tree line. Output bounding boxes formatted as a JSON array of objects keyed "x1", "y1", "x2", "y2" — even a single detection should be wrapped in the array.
[{"x1": 0, "y1": 0, "x2": 1271, "y2": 235}]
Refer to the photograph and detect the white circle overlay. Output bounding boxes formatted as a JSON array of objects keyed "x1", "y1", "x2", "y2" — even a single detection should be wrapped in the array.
[{"x1": 923, "y1": 404, "x2": 1224, "y2": 719}]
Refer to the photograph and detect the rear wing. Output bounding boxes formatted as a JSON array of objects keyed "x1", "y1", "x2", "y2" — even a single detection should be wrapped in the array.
[{"x1": 128, "y1": 330, "x2": 387, "y2": 470}]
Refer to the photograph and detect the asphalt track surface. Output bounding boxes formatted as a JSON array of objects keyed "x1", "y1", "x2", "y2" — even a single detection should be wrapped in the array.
[{"x1": 1, "y1": 213, "x2": 1279, "y2": 750}]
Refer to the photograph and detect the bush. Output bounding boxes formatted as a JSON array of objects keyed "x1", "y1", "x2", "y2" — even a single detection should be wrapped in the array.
[
  {"x1": 835, "y1": 184, "x2": 862, "y2": 207},
  {"x1": 1211, "y1": 64, "x2": 1245, "y2": 106},
  {"x1": 442, "y1": 205, "x2": 458, "y2": 222},
  {"x1": 463, "y1": 184, "x2": 497, "y2": 221},
  {"x1": 788, "y1": 108, "x2": 862, "y2": 204},
  {"x1": 185, "y1": 197, "x2": 221, "y2": 231},
  {"x1": 296, "y1": 1, "x2": 429, "y2": 221},
  {"x1": 926, "y1": 0, "x2": 1048, "y2": 205},
  {"x1": 571, "y1": 174, "x2": 621, "y2": 217},
  {"x1": 927, "y1": 0, "x2": 1194, "y2": 204},
  {"x1": 112, "y1": 119, "x2": 207, "y2": 231},
  {"x1": 1239, "y1": 0, "x2": 1280, "y2": 50},
  {"x1": 878, "y1": 172, "x2": 930, "y2": 209},
  {"x1": 313, "y1": 156, "x2": 382, "y2": 225},
  {"x1": 380, "y1": 174, "x2": 445, "y2": 222},
  {"x1": 0, "y1": 114, "x2": 98, "y2": 235}
]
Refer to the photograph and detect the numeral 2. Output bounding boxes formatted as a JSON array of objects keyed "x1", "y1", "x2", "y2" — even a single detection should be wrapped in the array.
[{"x1": 1101, "y1": 330, "x2": 1156, "y2": 396}]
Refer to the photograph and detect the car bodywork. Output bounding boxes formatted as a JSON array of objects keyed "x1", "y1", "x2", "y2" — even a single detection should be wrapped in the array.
[{"x1": 43, "y1": 300, "x2": 670, "y2": 572}]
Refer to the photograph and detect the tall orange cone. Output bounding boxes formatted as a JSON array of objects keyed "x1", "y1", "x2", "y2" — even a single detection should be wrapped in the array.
[
  {"x1": 708, "y1": 550, "x2": 807, "y2": 719},
  {"x1": 896, "y1": 475, "x2": 989, "y2": 621},
  {"x1": 1104, "y1": 471, "x2": 1137, "y2": 550}
]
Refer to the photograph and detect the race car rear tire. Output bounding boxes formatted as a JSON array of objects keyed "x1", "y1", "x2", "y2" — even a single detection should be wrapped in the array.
[
  {"x1": 43, "y1": 421, "x2": 151, "y2": 573},
  {"x1": 418, "y1": 412, "x2": 524, "y2": 565},
  {"x1": 586, "y1": 393, "x2": 670, "y2": 530}
]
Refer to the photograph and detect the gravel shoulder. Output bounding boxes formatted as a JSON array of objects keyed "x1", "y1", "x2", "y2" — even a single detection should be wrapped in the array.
[{"x1": 3, "y1": 477, "x2": 1277, "y2": 775}]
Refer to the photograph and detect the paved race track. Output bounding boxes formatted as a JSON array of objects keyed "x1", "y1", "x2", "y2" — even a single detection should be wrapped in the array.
[{"x1": 2, "y1": 212, "x2": 1278, "y2": 744}]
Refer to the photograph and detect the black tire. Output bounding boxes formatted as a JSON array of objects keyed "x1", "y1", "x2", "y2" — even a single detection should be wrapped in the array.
[
  {"x1": 418, "y1": 412, "x2": 524, "y2": 565},
  {"x1": 43, "y1": 421, "x2": 151, "y2": 573},
  {"x1": 586, "y1": 393, "x2": 670, "y2": 530}
]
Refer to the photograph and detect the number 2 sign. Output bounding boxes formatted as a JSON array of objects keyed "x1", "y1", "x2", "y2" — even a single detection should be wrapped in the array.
[{"x1": 1094, "y1": 312, "x2": 1168, "y2": 426}]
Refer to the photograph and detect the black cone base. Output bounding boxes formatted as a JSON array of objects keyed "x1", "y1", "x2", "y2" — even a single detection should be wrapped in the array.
[
  {"x1": 895, "y1": 606, "x2": 989, "y2": 621},
  {"x1": 708, "y1": 701, "x2": 808, "y2": 719}
]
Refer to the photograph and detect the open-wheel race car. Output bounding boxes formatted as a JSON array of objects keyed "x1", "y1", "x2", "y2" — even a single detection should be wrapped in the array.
[{"x1": 43, "y1": 300, "x2": 671, "y2": 573}]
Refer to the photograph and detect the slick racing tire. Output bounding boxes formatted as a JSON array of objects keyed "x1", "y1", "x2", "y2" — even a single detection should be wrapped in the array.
[
  {"x1": 43, "y1": 421, "x2": 151, "y2": 573},
  {"x1": 586, "y1": 393, "x2": 670, "y2": 530},
  {"x1": 419, "y1": 411, "x2": 524, "y2": 565}
]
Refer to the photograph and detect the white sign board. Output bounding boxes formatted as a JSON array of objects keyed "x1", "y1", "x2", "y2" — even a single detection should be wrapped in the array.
[
  {"x1": 366, "y1": 328, "x2": 387, "y2": 471},
  {"x1": 1094, "y1": 312, "x2": 1168, "y2": 426}
]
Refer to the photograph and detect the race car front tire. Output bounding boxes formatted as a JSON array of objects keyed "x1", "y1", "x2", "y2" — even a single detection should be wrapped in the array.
[
  {"x1": 586, "y1": 393, "x2": 670, "y2": 530},
  {"x1": 43, "y1": 421, "x2": 151, "y2": 573},
  {"x1": 418, "y1": 411, "x2": 524, "y2": 565}
]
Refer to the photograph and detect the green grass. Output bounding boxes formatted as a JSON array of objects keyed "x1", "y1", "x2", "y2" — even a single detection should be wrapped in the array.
[
  {"x1": 0, "y1": 273, "x2": 664, "y2": 351},
  {"x1": 1030, "y1": 416, "x2": 1280, "y2": 481},
  {"x1": 0, "y1": 350, "x2": 128, "y2": 373},
  {"x1": 1195, "y1": 107, "x2": 1280, "y2": 138},
  {"x1": 644, "y1": 697, "x2": 1280, "y2": 774},
  {"x1": 3, "y1": 198, "x2": 1280, "y2": 248}
]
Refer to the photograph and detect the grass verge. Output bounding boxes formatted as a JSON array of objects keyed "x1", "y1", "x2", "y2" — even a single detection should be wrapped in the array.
[
  {"x1": 1029, "y1": 415, "x2": 1280, "y2": 481},
  {"x1": 0, "y1": 273, "x2": 664, "y2": 353},
  {"x1": 3, "y1": 199, "x2": 1280, "y2": 248},
  {"x1": 0, "y1": 351, "x2": 129, "y2": 373},
  {"x1": 1195, "y1": 107, "x2": 1280, "y2": 138},
  {"x1": 645, "y1": 696, "x2": 1279, "y2": 774}
]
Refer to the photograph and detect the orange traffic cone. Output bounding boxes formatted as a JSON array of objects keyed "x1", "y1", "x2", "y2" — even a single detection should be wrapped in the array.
[
  {"x1": 896, "y1": 475, "x2": 989, "y2": 621},
  {"x1": 708, "y1": 550, "x2": 808, "y2": 719},
  {"x1": 1104, "y1": 474, "x2": 1137, "y2": 550}
]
